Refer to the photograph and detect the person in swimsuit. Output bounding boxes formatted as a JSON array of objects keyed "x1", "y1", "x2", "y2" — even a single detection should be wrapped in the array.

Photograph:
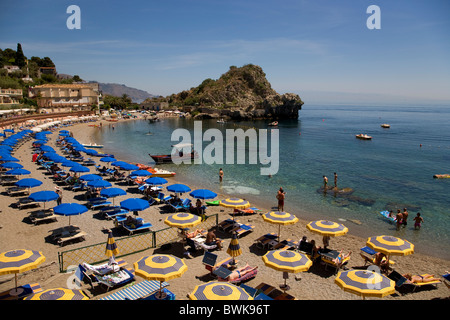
[
  {"x1": 277, "y1": 187, "x2": 286, "y2": 211},
  {"x1": 413, "y1": 212, "x2": 424, "y2": 230},
  {"x1": 205, "y1": 228, "x2": 222, "y2": 249},
  {"x1": 395, "y1": 210, "x2": 403, "y2": 231},
  {"x1": 332, "y1": 250, "x2": 352, "y2": 267},
  {"x1": 402, "y1": 208, "x2": 409, "y2": 227},
  {"x1": 225, "y1": 264, "x2": 258, "y2": 281},
  {"x1": 403, "y1": 273, "x2": 441, "y2": 284}
]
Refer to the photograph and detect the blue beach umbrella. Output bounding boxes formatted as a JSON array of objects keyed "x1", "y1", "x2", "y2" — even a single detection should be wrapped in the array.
[
  {"x1": 70, "y1": 165, "x2": 90, "y2": 173},
  {"x1": 79, "y1": 174, "x2": 102, "y2": 181},
  {"x1": 120, "y1": 198, "x2": 150, "y2": 212},
  {"x1": 60, "y1": 160, "x2": 79, "y2": 168},
  {"x1": 101, "y1": 187, "x2": 127, "y2": 198},
  {"x1": 167, "y1": 184, "x2": 191, "y2": 194},
  {"x1": 28, "y1": 190, "x2": 59, "y2": 210},
  {"x1": 100, "y1": 157, "x2": 115, "y2": 163},
  {"x1": 189, "y1": 189, "x2": 217, "y2": 200},
  {"x1": 145, "y1": 177, "x2": 168, "y2": 186},
  {"x1": 87, "y1": 179, "x2": 112, "y2": 189},
  {"x1": 39, "y1": 145, "x2": 55, "y2": 153},
  {"x1": 59, "y1": 130, "x2": 70, "y2": 134},
  {"x1": 100, "y1": 187, "x2": 127, "y2": 205},
  {"x1": 53, "y1": 203, "x2": 88, "y2": 225},
  {"x1": 112, "y1": 161, "x2": 139, "y2": 171},
  {"x1": 4, "y1": 168, "x2": 31, "y2": 176},
  {"x1": 0, "y1": 155, "x2": 20, "y2": 162},
  {"x1": 130, "y1": 170, "x2": 152, "y2": 177},
  {"x1": 15, "y1": 178, "x2": 43, "y2": 189},
  {"x1": 0, "y1": 162, "x2": 23, "y2": 169}
]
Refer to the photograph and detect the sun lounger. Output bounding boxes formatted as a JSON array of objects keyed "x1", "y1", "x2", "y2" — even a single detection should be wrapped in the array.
[
  {"x1": 0, "y1": 283, "x2": 43, "y2": 300},
  {"x1": 232, "y1": 207, "x2": 259, "y2": 216},
  {"x1": 16, "y1": 198, "x2": 40, "y2": 210},
  {"x1": 218, "y1": 218, "x2": 240, "y2": 233},
  {"x1": 271, "y1": 238, "x2": 297, "y2": 251},
  {"x1": 28, "y1": 211, "x2": 57, "y2": 225},
  {"x1": 102, "y1": 207, "x2": 129, "y2": 219},
  {"x1": 255, "y1": 233, "x2": 278, "y2": 250},
  {"x1": 122, "y1": 222, "x2": 152, "y2": 235},
  {"x1": 79, "y1": 263, "x2": 135, "y2": 291},
  {"x1": 170, "y1": 198, "x2": 191, "y2": 212},
  {"x1": 100, "y1": 280, "x2": 170, "y2": 300},
  {"x1": 388, "y1": 270, "x2": 441, "y2": 292},
  {"x1": 57, "y1": 230, "x2": 87, "y2": 246},
  {"x1": 192, "y1": 236, "x2": 221, "y2": 252},
  {"x1": 359, "y1": 247, "x2": 395, "y2": 267},
  {"x1": 320, "y1": 249, "x2": 351, "y2": 274},
  {"x1": 1, "y1": 176, "x2": 19, "y2": 186},
  {"x1": 232, "y1": 223, "x2": 255, "y2": 238},
  {"x1": 254, "y1": 282, "x2": 296, "y2": 300},
  {"x1": 297, "y1": 241, "x2": 321, "y2": 262},
  {"x1": 216, "y1": 264, "x2": 259, "y2": 284},
  {"x1": 89, "y1": 200, "x2": 112, "y2": 210},
  {"x1": 7, "y1": 186, "x2": 29, "y2": 196},
  {"x1": 202, "y1": 252, "x2": 235, "y2": 275},
  {"x1": 81, "y1": 259, "x2": 128, "y2": 276}
]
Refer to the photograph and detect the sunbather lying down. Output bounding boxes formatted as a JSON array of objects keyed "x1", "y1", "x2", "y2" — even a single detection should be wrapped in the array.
[
  {"x1": 226, "y1": 264, "x2": 258, "y2": 281},
  {"x1": 403, "y1": 274, "x2": 441, "y2": 284}
]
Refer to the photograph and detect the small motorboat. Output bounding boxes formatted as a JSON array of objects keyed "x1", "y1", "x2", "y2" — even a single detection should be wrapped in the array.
[
  {"x1": 268, "y1": 121, "x2": 278, "y2": 126},
  {"x1": 381, "y1": 124, "x2": 390, "y2": 128},
  {"x1": 217, "y1": 119, "x2": 226, "y2": 124},
  {"x1": 82, "y1": 143, "x2": 104, "y2": 148},
  {"x1": 356, "y1": 134, "x2": 372, "y2": 140}
]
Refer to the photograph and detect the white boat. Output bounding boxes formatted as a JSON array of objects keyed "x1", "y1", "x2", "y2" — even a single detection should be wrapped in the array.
[
  {"x1": 381, "y1": 124, "x2": 390, "y2": 128},
  {"x1": 268, "y1": 121, "x2": 278, "y2": 126},
  {"x1": 82, "y1": 143, "x2": 104, "y2": 148},
  {"x1": 355, "y1": 134, "x2": 372, "y2": 140},
  {"x1": 217, "y1": 119, "x2": 226, "y2": 123}
]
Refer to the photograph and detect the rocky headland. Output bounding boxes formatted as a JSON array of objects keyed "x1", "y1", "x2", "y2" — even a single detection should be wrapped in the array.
[{"x1": 145, "y1": 64, "x2": 304, "y2": 120}]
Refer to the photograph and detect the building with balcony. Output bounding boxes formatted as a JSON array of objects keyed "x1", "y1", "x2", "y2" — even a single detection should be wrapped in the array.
[
  {"x1": 0, "y1": 88, "x2": 23, "y2": 105},
  {"x1": 28, "y1": 84, "x2": 100, "y2": 111}
]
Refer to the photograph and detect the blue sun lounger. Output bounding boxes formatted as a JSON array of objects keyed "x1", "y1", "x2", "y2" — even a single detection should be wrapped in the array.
[{"x1": 99, "y1": 280, "x2": 169, "y2": 300}]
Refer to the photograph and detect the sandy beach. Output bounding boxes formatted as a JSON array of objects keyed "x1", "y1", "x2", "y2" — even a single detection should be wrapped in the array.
[{"x1": 0, "y1": 117, "x2": 448, "y2": 302}]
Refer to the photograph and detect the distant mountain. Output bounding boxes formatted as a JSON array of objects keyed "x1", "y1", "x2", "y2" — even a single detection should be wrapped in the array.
[{"x1": 90, "y1": 81, "x2": 156, "y2": 103}]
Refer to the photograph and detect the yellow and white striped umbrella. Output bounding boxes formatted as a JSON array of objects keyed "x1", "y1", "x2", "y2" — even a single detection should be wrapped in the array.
[
  {"x1": 188, "y1": 281, "x2": 253, "y2": 300},
  {"x1": 306, "y1": 220, "x2": 348, "y2": 237},
  {"x1": 24, "y1": 288, "x2": 89, "y2": 300},
  {"x1": 366, "y1": 235, "x2": 414, "y2": 256},
  {"x1": 164, "y1": 212, "x2": 202, "y2": 229},
  {"x1": 335, "y1": 269, "x2": 395, "y2": 299}
]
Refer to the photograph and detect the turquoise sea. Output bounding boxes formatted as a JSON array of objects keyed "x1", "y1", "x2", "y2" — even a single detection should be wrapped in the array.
[{"x1": 91, "y1": 104, "x2": 450, "y2": 260}]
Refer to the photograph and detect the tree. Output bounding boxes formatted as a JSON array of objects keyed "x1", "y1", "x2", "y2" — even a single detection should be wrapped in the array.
[
  {"x1": 72, "y1": 75, "x2": 82, "y2": 82},
  {"x1": 15, "y1": 43, "x2": 26, "y2": 68}
]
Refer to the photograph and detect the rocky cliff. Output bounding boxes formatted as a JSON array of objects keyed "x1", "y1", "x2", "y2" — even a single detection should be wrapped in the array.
[{"x1": 162, "y1": 64, "x2": 303, "y2": 120}]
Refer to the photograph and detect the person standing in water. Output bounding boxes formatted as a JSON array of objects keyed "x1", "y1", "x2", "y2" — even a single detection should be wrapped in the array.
[
  {"x1": 219, "y1": 168, "x2": 224, "y2": 183},
  {"x1": 277, "y1": 187, "x2": 286, "y2": 212}
]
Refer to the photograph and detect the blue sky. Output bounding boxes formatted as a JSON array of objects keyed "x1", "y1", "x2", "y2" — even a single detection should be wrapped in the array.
[{"x1": 1, "y1": 0, "x2": 449, "y2": 104}]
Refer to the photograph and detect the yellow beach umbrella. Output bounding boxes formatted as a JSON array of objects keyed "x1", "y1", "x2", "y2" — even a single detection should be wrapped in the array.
[
  {"x1": 105, "y1": 230, "x2": 119, "y2": 258},
  {"x1": 24, "y1": 288, "x2": 89, "y2": 300},
  {"x1": 262, "y1": 211, "x2": 298, "y2": 242},
  {"x1": 335, "y1": 269, "x2": 395, "y2": 299},
  {"x1": 306, "y1": 220, "x2": 348, "y2": 237},
  {"x1": 219, "y1": 198, "x2": 250, "y2": 210},
  {"x1": 134, "y1": 254, "x2": 187, "y2": 299},
  {"x1": 262, "y1": 250, "x2": 311, "y2": 290},
  {"x1": 226, "y1": 231, "x2": 242, "y2": 265},
  {"x1": 366, "y1": 235, "x2": 414, "y2": 257},
  {"x1": 164, "y1": 212, "x2": 202, "y2": 229},
  {"x1": 188, "y1": 281, "x2": 253, "y2": 300},
  {"x1": 0, "y1": 249, "x2": 46, "y2": 295}
]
